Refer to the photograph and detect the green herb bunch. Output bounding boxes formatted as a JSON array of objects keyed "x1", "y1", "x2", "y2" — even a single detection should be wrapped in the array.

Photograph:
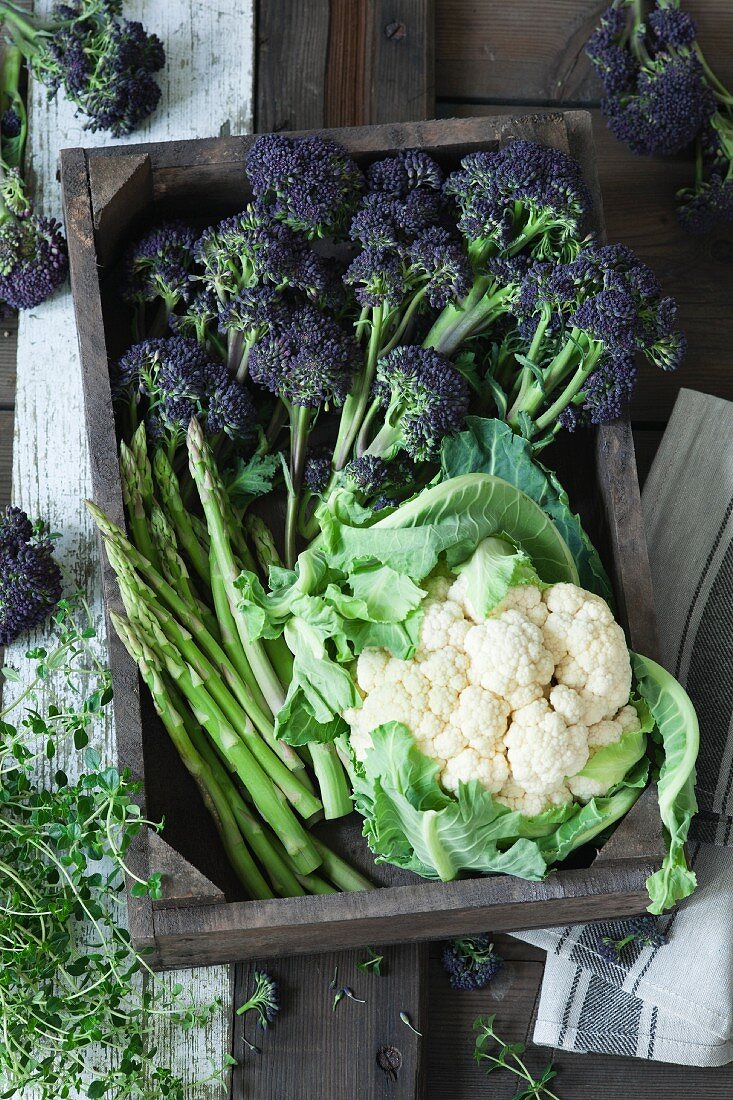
[
  {"x1": 474, "y1": 1015, "x2": 560, "y2": 1099},
  {"x1": 0, "y1": 600, "x2": 226, "y2": 1099}
]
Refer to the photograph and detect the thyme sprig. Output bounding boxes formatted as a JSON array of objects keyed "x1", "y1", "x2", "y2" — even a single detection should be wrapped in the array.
[{"x1": 474, "y1": 1015, "x2": 560, "y2": 1099}]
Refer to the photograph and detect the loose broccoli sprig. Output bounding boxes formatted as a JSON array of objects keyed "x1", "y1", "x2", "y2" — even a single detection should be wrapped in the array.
[
  {"x1": 0, "y1": 0, "x2": 165, "y2": 137},
  {"x1": 595, "y1": 915, "x2": 668, "y2": 962},
  {"x1": 249, "y1": 302, "x2": 357, "y2": 566},
  {"x1": 504, "y1": 243, "x2": 684, "y2": 445},
  {"x1": 587, "y1": 1, "x2": 733, "y2": 232},
  {"x1": 115, "y1": 335, "x2": 258, "y2": 458},
  {"x1": 0, "y1": 506, "x2": 62, "y2": 645},
  {"x1": 0, "y1": 45, "x2": 26, "y2": 169},
  {"x1": 442, "y1": 935, "x2": 503, "y2": 991},
  {"x1": 236, "y1": 969, "x2": 280, "y2": 1032},
  {"x1": 245, "y1": 133, "x2": 364, "y2": 239},
  {"x1": 0, "y1": 165, "x2": 68, "y2": 310}
]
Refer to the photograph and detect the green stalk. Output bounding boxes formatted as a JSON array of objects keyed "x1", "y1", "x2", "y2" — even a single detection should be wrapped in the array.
[
  {"x1": 0, "y1": 44, "x2": 27, "y2": 169},
  {"x1": 170, "y1": 680, "x2": 307, "y2": 898},
  {"x1": 187, "y1": 418, "x2": 286, "y2": 717},
  {"x1": 534, "y1": 349, "x2": 604, "y2": 434},
  {"x1": 119, "y1": 441, "x2": 161, "y2": 571},
  {"x1": 422, "y1": 278, "x2": 514, "y2": 357},
  {"x1": 149, "y1": 504, "x2": 199, "y2": 611},
  {"x1": 507, "y1": 329, "x2": 583, "y2": 423},
  {"x1": 111, "y1": 614, "x2": 274, "y2": 900},
  {"x1": 153, "y1": 448, "x2": 211, "y2": 586},
  {"x1": 284, "y1": 404, "x2": 312, "y2": 569},
  {"x1": 332, "y1": 303, "x2": 386, "y2": 470},
  {"x1": 312, "y1": 838, "x2": 374, "y2": 893},
  {"x1": 125, "y1": 592, "x2": 321, "y2": 821},
  {"x1": 208, "y1": 550, "x2": 273, "y2": 719},
  {"x1": 244, "y1": 512, "x2": 282, "y2": 575},
  {"x1": 378, "y1": 285, "x2": 429, "y2": 356},
  {"x1": 307, "y1": 742, "x2": 353, "y2": 820},
  {"x1": 151, "y1": 642, "x2": 320, "y2": 874}
]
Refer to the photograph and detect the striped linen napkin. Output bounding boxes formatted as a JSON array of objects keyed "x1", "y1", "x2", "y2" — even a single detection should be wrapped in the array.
[{"x1": 512, "y1": 387, "x2": 733, "y2": 1067}]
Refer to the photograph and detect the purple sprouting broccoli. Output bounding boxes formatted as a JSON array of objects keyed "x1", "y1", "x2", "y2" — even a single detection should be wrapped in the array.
[
  {"x1": 506, "y1": 242, "x2": 685, "y2": 443},
  {"x1": 361, "y1": 345, "x2": 470, "y2": 464},
  {"x1": 0, "y1": 506, "x2": 62, "y2": 646},
  {"x1": 249, "y1": 303, "x2": 358, "y2": 566},
  {"x1": 596, "y1": 916, "x2": 668, "y2": 963},
  {"x1": 121, "y1": 221, "x2": 198, "y2": 334},
  {"x1": 0, "y1": 167, "x2": 68, "y2": 310},
  {"x1": 115, "y1": 335, "x2": 257, "y2": 453},
  {"x1": 586, "y1": 2, "x2": 733, "y2": 233},
  {"x1": 169, "y1": 287, "x2": 220, "y2": 347},
  {"x1": 245, "y1": 133, "x2": 364, "y2": 239},
  {"x1": 343, "y1": 248, "x2": 408, "y2": 311},
  {"x1": 442, "y1": 935, "x2": 503, "y2": 991},
  {"x1": 443, "y1": 140, "x2": 592, "y2": 264},
  {"x1": 303, "y1": 447, "x2": 333, "y2": 495},
  {"x1": 349, "y1": 190, "x2": 443, "y2": 250},
  {"x1": 1, "y1": 1, "x2": 165, "y2": 137},
  {"x1": 366, "y1": 149, "x2": 444, "y2": 197},
  {"x1": 344, "y1": 454, "x2": 389, "y2": 497},
  {"x1": 408, "y1": 227, "x2": 473, "y2": 310}
]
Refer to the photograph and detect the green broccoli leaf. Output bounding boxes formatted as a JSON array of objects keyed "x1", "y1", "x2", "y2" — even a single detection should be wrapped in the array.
[
  {"x1": 441, "y1": 417, "x2": 613, "y2": 604},
  {"x1": 225, "y1": 452, "x2": 280, "y2": 507},
  {"x1": 631, "y1": 653, "x2": 699, "y2": 913}
]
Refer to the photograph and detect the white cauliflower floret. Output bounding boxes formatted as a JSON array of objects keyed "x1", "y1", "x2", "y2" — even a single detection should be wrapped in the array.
[
  {"x1": 442, "y1": 746, "x2": 509, "y2": 794},
  {"x1": 464, "y1": 610, "x2": 554, "y2": 709},
  {"x1": 505, "y1": 698, "x2": 589, "y2": 794},
  {"x1": 341, "y1": 552, "x2": 639, "y2": 817},
  {"x1": 542, "y1": 583, "x2": 632, "y2": 725},
  {"x1": 496, "y1": 779, "x2": 572, "y2": 817}
]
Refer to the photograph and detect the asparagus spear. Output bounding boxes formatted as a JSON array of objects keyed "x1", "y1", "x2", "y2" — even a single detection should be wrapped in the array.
[
  {"x1": 243, "y1": 512, "x2": 295, "y2": 686},
  {"x1": 153, "y1": 447, "x2": 211, "y2": 586},
  {"x1": 187, "y1": 418, "x2": 285, "y2": 717},
  {"x1": 120, "y1": 583, "x2": 322, "y2": 822},
  {"x1": 112, "y1": 613, "x2": 274, "y2": 900},
  {"x1": 119, "y1": 439, "x2": 161, "y2": 571}
]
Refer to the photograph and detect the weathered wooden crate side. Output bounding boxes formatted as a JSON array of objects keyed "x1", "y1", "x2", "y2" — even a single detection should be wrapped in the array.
[{"x1": 60, "y1": 113, "x2": 665, "y2": 970}]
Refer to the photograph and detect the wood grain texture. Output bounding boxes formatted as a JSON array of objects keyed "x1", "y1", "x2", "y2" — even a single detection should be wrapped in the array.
[
  {"x1": 256, "y1": 0, "x2": 331, "y2": 131},
  {"x1": 0, "y1": 410, "x2": 12, "y2": 507},
  {"x1": 5, "y1": 1, "x2": 255, "y2": 1094},
  {"x1": 435, "y1": 0, "x2": 733, "y2": 103},
  {"x1": 439, "y1": 104, "x2": 733, "y2": 422},
  {"x1": 232, "y1": 945, "x2": 427, "y2": 1099}
]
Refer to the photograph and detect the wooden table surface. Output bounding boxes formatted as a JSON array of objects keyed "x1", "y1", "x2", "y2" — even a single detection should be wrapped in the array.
[{"x1": 2, "y1": 2, "x2": 733, "y2": 1097}]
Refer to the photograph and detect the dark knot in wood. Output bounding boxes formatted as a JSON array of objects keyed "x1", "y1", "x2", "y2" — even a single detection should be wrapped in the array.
[
  {"x1": 376, "y1": 1044, "x2": 402, "y2": 1081},
  {"x1": 384, "y1": 21, "x2": 407, "y2": 40}
]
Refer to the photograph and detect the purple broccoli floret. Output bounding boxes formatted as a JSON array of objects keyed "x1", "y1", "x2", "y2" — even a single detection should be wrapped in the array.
[
  {"x1": 245, "y1": 134, "x2": 364, "y2": 239},
  {"x1": 122, "y1": 221, "x2": 197, "y2": 310},
  {"x1": 367, "y1": 149, "x2": 444, "y2": 197},
  {"x1": 444, "y1": 140, "x2": 591, "y2": 260},
  {"x1": 0, "y1": 507, "x2": 62, "y2": 646},
  {"x1": 370, "y1": 345, "x2": 470, "y2": 462},
  {"x1": 408, "y1": 227, "x2": 473, "y2": 309},
  {"x1": 344, "y1": 454, "x2": 389, "y2": 496},
  {"x1": 344, "y1": 248, "x2": 408, "y2": 309},
  {"x1": 0, "y1": 203, "x2": 68, "y2": 310},
  {"x1": 169, "y1": 287, "x2": 219, "y2": 344},
  {"x1": 442, "y1": 935, "x2": 503, "y2": 991},
  {"x1": 304, "y1": 448, "x2": 332, "y2": 494},
  {"x1": 249, "y1": 303, "x2": 357, "y2": 408},
  {"x1": 649, "y1": 7, "x2": 698, "y2": 49},
  {"x1": 677, "y1": 174, "x2": 733, "y2": 234}
]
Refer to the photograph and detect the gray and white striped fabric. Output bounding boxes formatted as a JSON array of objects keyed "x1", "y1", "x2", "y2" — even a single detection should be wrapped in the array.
[{"x1": 512, "y1": 388, "x2": 733, "y2": 1067}]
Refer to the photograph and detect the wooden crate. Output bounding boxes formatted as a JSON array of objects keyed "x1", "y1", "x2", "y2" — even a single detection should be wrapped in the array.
[{"x1": 60, "y1": 111, "x2": 665, "y2": 971}]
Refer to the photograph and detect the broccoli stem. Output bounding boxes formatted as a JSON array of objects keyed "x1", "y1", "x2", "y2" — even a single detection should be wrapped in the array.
[
  {"x1": 307, "y1": 742, "x2": 353, "y2": 820},
  {"x1": 333, "y1": 302, "x2": 386, "y2": 470},
  {"x1": 0, "y1": 44, "x2": 26, "y2": 169},
  {"x1": 379, "y1": 285, "x2": 429, "y2": 356},
  {"x1": 534, "y1": 347, "x2": 604, "y2": 433},
  {"x1": 284, "y1": 404, "x2": 311, "y2": 570},
  {"x1": 507, "y1": 328, "x2": 583, "y2": 423}
]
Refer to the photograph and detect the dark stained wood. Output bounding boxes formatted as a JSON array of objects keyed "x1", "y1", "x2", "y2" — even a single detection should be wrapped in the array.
[
  {"x1": 435, "y1": 0, "x2": 733, "y2": 104},
  {"x1": 325, "y1": 0, "x2": 372, "y2": 128},
  {"x1": 255, "y1": 0, "x2": 331, "y2": 132},
  {"x1": 440, "y1": 103, "x2": 733, "y2": 423},
  {"x1": 88, "y1": 153, "x2": 153, "y2": 268},
  {"x1": 369, "y1": 0, "x2": 436, "y2": 125},
  {"x1": 148, "y1": 829, "x2": 226, "y2": 908},
  {"x1": 0, "y1": 314, "x2": 17, "y2": 407},
  {"x1": 232, "y1": 944, "x2": 427, "y2": 1099},
  {"x1": 61, "y1": 114, "x2": 663, "y2": 976}
]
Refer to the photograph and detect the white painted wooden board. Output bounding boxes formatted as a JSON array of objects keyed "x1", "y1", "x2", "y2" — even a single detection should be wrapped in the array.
[{"x1": 4, "y1": 2, "x2": 254, "y2": 1094}]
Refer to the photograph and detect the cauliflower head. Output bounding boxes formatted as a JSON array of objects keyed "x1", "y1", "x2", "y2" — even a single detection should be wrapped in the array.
[{"x1": 343, "y1": 564, "x2": 639, "y2": 815}]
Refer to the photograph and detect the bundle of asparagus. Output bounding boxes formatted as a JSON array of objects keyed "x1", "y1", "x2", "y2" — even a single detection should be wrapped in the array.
[{"x1": 88, "y1": 416, "x2": 369, "y2": 900}]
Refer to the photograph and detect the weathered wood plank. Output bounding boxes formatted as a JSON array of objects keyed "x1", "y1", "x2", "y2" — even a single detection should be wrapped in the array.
[
  {"x1": 5, "y1": 1, "x2": 255, "y2": 1094},
  {"x1": 233, "y1": 944, "x2": 427, "y2": 1099},
  {"x1": 256, "y1": 0, "x2": 331, "y2": 131},
  {"x1": 0, "y1": 314, "x2": 17, "y2": 406},
  {"x1": 0, "y1": 410, "x2": 12, "y2": 508},
  {"x1": 439, "y1": 104, "x2": 733, "y2": 422},
  {"x1": 435, "y1": 0, "x2": 733, "y2": 103}
]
